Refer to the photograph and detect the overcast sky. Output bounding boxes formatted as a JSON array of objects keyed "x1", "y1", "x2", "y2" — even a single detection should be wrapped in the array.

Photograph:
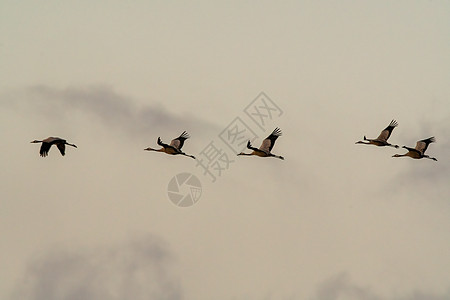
[{"x1": 1, "y1": 1, "x2": 450, "y2": 299}]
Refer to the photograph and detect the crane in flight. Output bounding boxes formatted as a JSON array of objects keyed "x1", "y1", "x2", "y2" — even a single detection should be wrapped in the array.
[
  {"x1": 145, "y1": 131, "x2": 195, "y2": 159},
  {"x1": 31, "y1": 137, "x2": 77, "y2": 157},
  {"x1": 392, "y1": 137, "x2": 437, "y2": 161},
  {"x1": 238, "y1": 127, "x2": 284, "y2": 160},
  {"x1": 356, "y1": 120, "x2": 399, "y2": 148}
]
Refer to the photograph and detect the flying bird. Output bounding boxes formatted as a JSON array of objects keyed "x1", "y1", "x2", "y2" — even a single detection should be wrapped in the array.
[
  {"x1": 392, "y1": 137, "x2": 437, "y2": 161},
  {"x1": 31, "y1": 137, "x2": 77, "y2": 157},
  {"x1": 355, "y1": 120, "x2": 399, "y2": 148},
  {"x1": 238, "y1": 127, "x2": 284, "y2": 160},
  {"x1": 145, "y1": 131, "x2": 195, "y2": 159}
]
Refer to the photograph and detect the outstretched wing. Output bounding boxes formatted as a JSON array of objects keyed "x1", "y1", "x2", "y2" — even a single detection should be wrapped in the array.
[
  {"x1": 39, "y1": 137, "x2": 61, "y2": 157},
  {"x1": 39, "y1": 142, "x2": 52, "y2": 157},
  {"x1": 56, "y1": 143, "x2": 66, "y2": 156},
  {"x1": 415, "y1": 137, "x2": 435, "y2": 154},
  {"x1": 246, "y1": 140, "x2": 258, "y2": 151},
  {"x1": 157, "y1": 137, "x2": 170, "y2": 148},
  {"x1": 170, "y1": 131, "x2": 190, "y2": 150},
  {"x1": 376, "y1": 120, "x2": 398, "y2": 141},
  {"x1": 259, "y1": 127, "x2": 282, "y2": 153}
]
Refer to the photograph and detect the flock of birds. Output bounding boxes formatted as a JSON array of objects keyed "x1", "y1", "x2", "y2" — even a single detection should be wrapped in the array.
[
  {"x1": 30, "y1": 120, "x2": 437, "y2": 162},
  {"x1": 30, "y1": 127, "x2": 285, "y2": 160},
  {"x1": 355, "y1": 119, "x2": 437, "y2": 161}
]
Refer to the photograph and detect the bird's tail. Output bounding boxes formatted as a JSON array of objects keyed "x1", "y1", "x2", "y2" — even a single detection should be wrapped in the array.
[{"x1": 157, "y1": 137, "x2": 163, "y2": 146}]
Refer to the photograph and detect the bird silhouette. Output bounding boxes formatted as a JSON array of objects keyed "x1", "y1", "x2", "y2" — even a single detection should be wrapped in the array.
[
  {"x1": 356, "y1": 120, "x2": 399, "y2": 148},
  {"x1": 392, "y1": 137, "x2": 437, "y2": 161},
  {"x1": 31, "y1": 137, "x2": 77, "y2": 157},
  {"x1": 145, "y1": 131, "x2": 195, "y2": 159},
  {"x1": 238, "y1": 127, "x2": 284, "y2": 160}
]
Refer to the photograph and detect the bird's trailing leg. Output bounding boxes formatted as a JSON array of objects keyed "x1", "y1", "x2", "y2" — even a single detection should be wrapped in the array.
[
  {"x1": 66, "y1": 143, "x2": 77, "y2": 148},
  {"x1": 182, "y1": 153, "x2": 196, "y2": 159},
  {"x1": 389, "y1": 143, "x2": 399, "y2": 149}
]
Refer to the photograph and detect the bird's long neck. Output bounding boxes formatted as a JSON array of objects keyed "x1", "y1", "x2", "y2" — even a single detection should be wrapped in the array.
[
  {"x1": 238, "y1": 152, "x2": 253, "y2": 156},
  {"x1": 145, "y1": 147, "x2": 161, "y2": 152}
]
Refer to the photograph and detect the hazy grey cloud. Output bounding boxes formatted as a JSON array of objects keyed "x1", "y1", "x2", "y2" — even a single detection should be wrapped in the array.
[
  {"x1": 11, "y1": 234, "x2": 182, "y2": 300},
  {"x1": 311, "y1": 273, "x2": 379, "y2": 300},
  {"x1": 1, "y1": 85, "x2": 219, "y2": 141},
  {"x1": 310, "y1": 273, "x2": 450, "y2": 300}
]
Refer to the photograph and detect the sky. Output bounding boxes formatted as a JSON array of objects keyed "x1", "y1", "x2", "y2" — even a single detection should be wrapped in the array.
[{"x1": 1, "y1": 1, "x2": 450, "y2": 299}]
